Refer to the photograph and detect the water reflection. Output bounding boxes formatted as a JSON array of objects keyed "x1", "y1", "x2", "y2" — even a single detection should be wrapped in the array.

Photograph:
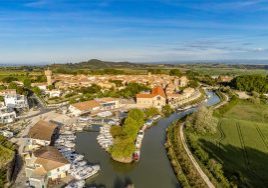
[
  {"x1": 76, "y1": 91, "x2": 220, "y2": 188},
  {"x1": 110, "y1": 159, "x2": 137, "y2": 173}
]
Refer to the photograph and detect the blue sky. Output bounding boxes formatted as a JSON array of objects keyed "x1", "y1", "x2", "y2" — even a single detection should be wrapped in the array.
[{"x1": 1, "y1": 0, "x2": 268, "y2": 63}]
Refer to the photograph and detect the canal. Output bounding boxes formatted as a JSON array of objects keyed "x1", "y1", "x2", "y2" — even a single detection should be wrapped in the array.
[{"x1": 75, "y1": 91, "x2": 220, "y2": 188}]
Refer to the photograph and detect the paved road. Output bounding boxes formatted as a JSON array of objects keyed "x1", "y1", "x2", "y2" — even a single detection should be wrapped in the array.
[{"x1": 179, "y1": 123, "x2": 215, "y2": 188}]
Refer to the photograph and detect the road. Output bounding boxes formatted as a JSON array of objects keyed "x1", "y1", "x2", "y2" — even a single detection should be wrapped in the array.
[{"x1": 179, "y1": 123, "x2": 215, "y2": 188}]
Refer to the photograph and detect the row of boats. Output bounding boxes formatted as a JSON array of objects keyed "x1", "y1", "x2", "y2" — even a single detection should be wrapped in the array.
[
  {"x1": 133, "y1": 115, "x2": 162, "y2": 161},
  {"x1": 97, "y1": 125, "x2": 113, "y2": 151},
  {"x1": 55, "y1": 124, "x2": 100, "y2": 188}
]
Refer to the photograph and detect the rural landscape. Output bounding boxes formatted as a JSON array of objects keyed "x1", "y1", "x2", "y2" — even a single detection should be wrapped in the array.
[{"x1": 1, "y1": 1, "x2": 268, "y2": 188}]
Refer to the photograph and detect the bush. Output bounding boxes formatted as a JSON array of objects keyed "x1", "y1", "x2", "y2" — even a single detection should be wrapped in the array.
[
  {"x1": 187, "y1": 106, "x2": 218, "y2": 134},
  {"x1": 144, "y1": 107, "x2": 159, "y2": 119},
  {"x1": 110, "y1": 109, "x2": 145, "y2": 159},
  {"x1": 214, "y1": 96, "x2": 239, "y2": 117},
  {"x1": 162, "y1": 105, "x2": 174, "y2": 117},
  {"x1": 166, "y1": 122, "x2": 207, "y2": 187}
]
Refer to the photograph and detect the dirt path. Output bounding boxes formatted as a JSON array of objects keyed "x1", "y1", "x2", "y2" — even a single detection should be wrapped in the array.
[
  {"x1": 214, "y1": 92, "x2": 229, "y2": 109},
  {"x1": 179, "y1": 123, "x2": 215, "y2": 188}
]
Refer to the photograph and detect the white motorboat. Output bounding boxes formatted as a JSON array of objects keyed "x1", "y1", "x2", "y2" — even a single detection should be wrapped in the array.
[
  {"x1": 66, "y1": 142, "x2": 75, "y2": 148},
  {"x1": 73, "y1": 166, "x2": 99, "y2": 180},
  {"x1": 65, "y1": 180, "x2": 85, "y2": 188}
]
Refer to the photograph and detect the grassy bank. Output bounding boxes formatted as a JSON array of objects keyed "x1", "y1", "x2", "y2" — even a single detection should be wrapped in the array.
[
  {"x1": 165, "y1": 121, "x2": 207, "y2": 188},
  {"x1": 0, "y1": 135, "x2": 16, "y2": 187}
]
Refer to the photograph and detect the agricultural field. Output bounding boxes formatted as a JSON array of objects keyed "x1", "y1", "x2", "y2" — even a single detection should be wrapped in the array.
[
  {"x1": 0, "y1": 69, "x2": 42, "y2": 81},
  {"x1": 198, "y1": 100, "x2": 268, "y2": 187}
]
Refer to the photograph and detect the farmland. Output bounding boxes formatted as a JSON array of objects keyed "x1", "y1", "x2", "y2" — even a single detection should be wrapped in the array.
[{"x1": 198, "y1": 100, "x2": 268, "y2": 187}]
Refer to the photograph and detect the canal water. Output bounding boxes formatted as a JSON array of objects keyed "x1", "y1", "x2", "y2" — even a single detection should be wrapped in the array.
[{"x1": 75, "y1": 91, "x2": 220, "y2": 188}]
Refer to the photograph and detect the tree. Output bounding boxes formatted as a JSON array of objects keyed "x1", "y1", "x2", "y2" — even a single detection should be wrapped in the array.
[
  {"x1": 110, "y1": 108, "x2": 145, "y2": 159},
  {"x1": 79, "y1": 84, "x2": 101, "y2": 94},
  {"x1": 23, "y1": 78, "x2": 32, "y2": 88},
  {"x1": 0, "y1": 85, "x2": 7, "y2": 90},
  {"x1": 169, "y1": 69, "x2": 182, "y2": 77},
  {"x1": 47, "y1": 85, "x2": 55, "y2": 90},
  {"x1": 230, "y1": 75, "x2": 268, "y2": 93},
  {"x1": 188, "y1": 106, "x2": 218, "y2": 134},
  {"x1": 32, "y1": 86, "x2": 42, "y2": 96},
  {"x1": 188, "y1": 80, "x2": 199, "y2": 88},
  {"x1": 148, "y1": 69, "x2": 162, "y2": 74},
  {"x1": 110, "y1": 125, "x2": 124, "y2": 138},
  {"x1": 109, "y1": 79, "x2": 123, "y2": 87},
  {"x1": 162, "y1": 105, "x2": 174, "y2": 117},
  {"x1": 1, "y1": 76, "x2": 18, "y2": 83},
  {"x1": 8, "y1": 82, "x2": 18, "y2": 90},
  {"x1": 110, "y1": 138, "x2": 135, "y2": 159},
  {"x1": 118, "y1": 83, "x2": 150, "y2": 98},
  {"x1": 144, "y1": 107, "x2": 159, "y2": 118}
]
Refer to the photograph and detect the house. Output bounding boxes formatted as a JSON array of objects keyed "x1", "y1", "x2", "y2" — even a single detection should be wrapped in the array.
[
  {"x1": 218, "y1": 75, "x2": 233, "y2": 83},
  {"x1": 31, "y1": 83, "x2": 47, "y2": 91},
  {"x1": 95, "y1": 97, "x2": 120, "y2": 110},
  {"x1": 0, "y1": 89, "x2": 16, "y2": 96},
  {"x1": 4, "y1": 94, "x2": 28, "y2": 109},
  {"x1": 27, "y1": 120, "x2": 58, "y2": 150},
  {"x1": 183, "y1": 87, "x2": 195, "y2": 98},
  {"x1": 25, "y1": 146, "x2": 70, "y2": 188},
  {"x1": 69, "y1": 100, "x2": 101, "y2": 116},
  {"x1": 178, "y1": 76, "x2": 189, "y2": 87},
  {"x1": 0, "y1": 130, "x2": 14, "y2": 138},
  {"x1": 47, "y1": 90, "x2": 61, "y2": 98},
  {"x1": 0, "y1": 105, "x2": 16, "y2": 124},
  {"x1": 69, "y1": 98, "x2": 120, "y2": 116},
  {"x1": 136, "y1": 86, "x2": 166, "y2": 108}
]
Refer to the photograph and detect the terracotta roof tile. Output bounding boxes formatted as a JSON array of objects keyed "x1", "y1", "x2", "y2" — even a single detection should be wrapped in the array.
[
  {"x1": 71, "y1": 100, "x2": 100, "y2": 111},
  {"x1": 28, "y1": 120, "x2": 57, "y2": 141},
  {"x1": 136, "y1": 86, "x2": 166, "y2": 98},
  {"x1": 34, "y1": 146, "x2": 69, "y2": 171}
]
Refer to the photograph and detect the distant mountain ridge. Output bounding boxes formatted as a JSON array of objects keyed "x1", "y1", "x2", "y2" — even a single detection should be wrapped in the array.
[{"x1": 51, "y1": 59, "x2": 151, "y2": 69}]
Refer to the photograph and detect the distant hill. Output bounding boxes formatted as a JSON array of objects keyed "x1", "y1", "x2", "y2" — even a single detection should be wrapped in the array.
[{"x1": 50, "y1": 59, "x2": 152, "y2": 69}]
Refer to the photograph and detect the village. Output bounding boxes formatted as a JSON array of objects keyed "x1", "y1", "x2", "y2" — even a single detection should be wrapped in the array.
[{"x1": 0, "y1": 68, "x2": 207, "y2": 188}]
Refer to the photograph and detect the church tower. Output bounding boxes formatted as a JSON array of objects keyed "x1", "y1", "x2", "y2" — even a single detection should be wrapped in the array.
[{"x1": 44, "y1": 67, "x2": 52, "y2": 86}]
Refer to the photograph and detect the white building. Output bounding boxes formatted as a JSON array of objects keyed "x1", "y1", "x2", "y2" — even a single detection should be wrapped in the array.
[
  {"x1": 69, "y1": 98, "x2": 119, "y2": 116},
  {"x1": 25, "y1": 146, "x2": 70, "y2": 188},
  {"x1": 0, "y1": 130, "x2": 14, "y2": 138},
  {"x1": 47, "y1": 90, "x2": 61, "y2": 98},
  {"x1": 4, "y1": 94, "x2": 28, "y2": 109},
  {"x1": 27, "y1": 120, "x2": 57, "y2": 150},
  {"x1": 0, "y1": 105, "x2": 16, "y2": 124}
]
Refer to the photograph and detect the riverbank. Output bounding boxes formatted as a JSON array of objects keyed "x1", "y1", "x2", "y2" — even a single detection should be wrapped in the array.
[
  {"x1": 75, "y1": 91, "x2": 220, "y2": 187},
  {"x1": 0, "y1": 135, "x2": 17, "y2": 187},
  {"x1": 165, "y1": 121, "x2": 208, "y2": 188}
]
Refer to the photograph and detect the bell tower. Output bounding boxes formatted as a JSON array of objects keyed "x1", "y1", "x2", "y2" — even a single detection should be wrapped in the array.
[{"x1": 44, "y1": 67, "x2": 52, "y2": 86}]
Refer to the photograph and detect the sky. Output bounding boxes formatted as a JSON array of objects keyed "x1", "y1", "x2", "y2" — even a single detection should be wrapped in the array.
[{"x1": 1, "y1": 0, "x2": 268, "y2": 64}]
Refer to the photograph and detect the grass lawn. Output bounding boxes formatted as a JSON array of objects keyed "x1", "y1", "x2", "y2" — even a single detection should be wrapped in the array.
[{"x1": 198, "y1": 100, "x2": 268, "y2": 187}]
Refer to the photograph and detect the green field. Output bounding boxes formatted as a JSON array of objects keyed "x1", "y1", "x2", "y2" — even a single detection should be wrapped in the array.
[{"x1": 199, "y1": 101, "x2": 268, "y2": 187}]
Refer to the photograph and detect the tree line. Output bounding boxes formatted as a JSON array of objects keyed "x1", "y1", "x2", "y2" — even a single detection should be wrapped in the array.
[{"x1": 230, "y1": 75, "x2": 268, "y2": 93}]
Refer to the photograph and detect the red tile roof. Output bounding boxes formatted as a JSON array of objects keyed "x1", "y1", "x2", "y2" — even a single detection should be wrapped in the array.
[
  {"x1": 152, "y1": 86, "x2": 166, "y2": 97},
  {"x1": 136, "y1": 86, "x2": 166, "y2": 99}
]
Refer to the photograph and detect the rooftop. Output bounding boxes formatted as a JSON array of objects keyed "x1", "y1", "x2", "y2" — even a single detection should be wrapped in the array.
[
  {"x1": 33, "y1": 146, "x2": 69, "y2": 171},
  {"x1": 71, "y1": 100, "x2": 100, "y2": 111},
  {"x1": 28, "y1": 120, "x2": 57, "y2": 141}
]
